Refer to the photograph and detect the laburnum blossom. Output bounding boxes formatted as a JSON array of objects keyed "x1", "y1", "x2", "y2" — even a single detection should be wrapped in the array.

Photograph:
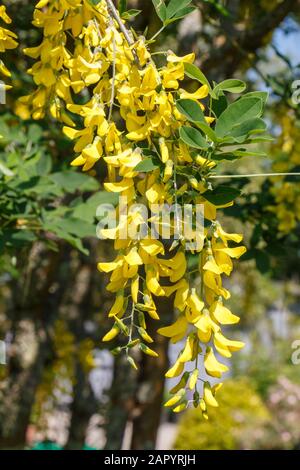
[
  {"x1": 21, "y1": 0, "x2": 250, "y2": 417},
  {"x1": 0, "y1": 5, "x2": 18, "y2": 79}
]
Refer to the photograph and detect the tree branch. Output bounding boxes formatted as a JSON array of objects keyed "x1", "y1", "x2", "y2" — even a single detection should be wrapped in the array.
[
  {"x1": 194, "y1": 0, "x2": 300, "y2": 80},
  {"x1": 106, "y1": 0, "x2": 135, "y2": 46},
  {"x1": 106, "y1": 0, "x2": 140, "y2": 65}
]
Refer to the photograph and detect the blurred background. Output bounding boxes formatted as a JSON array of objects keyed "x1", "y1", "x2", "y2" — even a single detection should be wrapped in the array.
[{"x1": 0, "y1": 0, "x2": 300, "y2": 450}]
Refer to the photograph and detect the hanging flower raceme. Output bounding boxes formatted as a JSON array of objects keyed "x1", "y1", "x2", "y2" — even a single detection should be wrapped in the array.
[
  {"x1": 22, "y1": 0, "x2": 269, "y2": 416},
  {"x1": 0, "y1": 5, "x2": 18, "y2": 85},
  {"x1": 19, "y1": 0, "x2": 110, "y2": 121}
]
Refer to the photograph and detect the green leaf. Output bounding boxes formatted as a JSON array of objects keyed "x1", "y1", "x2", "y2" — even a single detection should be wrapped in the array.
[
  {"x1": 89, "y1": 191, "x2": 119, "y2": 207},
  {"x1": 176, "y1": 99, "x2": 206, "y2": 123},
  {"x1": 63, "y1": 218, "x2": 96, "y2": 238},
  {"x1": 142, "y1": 148, "x2": 159, "y2": 158},
  {"x1": 242, "y1": 91, "x2": 269, "y2": 106},
  {"x1": 13, "y1": 176, "x2": 40, "y2": 193},
  {"x1": 203, "y1": 185, "x2": 240, "y2": 205},
  {"x1": 36, "y1": 153, "x2": 52, "y2": 176},
  {"x1": 214, "y1": 149, "x2": 266, "y2": 160},
  {"x1": 10, "y1": 230, "x2": 37, "y2": 243},
  {"x1": 212, "y1": 94, "x2": 228, "y2": 118},
  {"x1": 176, "y1": 165, "x2": 196, "y2": 177},
  {"x1": 42, "y1": 216, "x2": 94, "y2": 254},
  {"x1": 230, "y1": 118, "x2": 267, "y2": 142},
  {"x1": 165, "y1": 6, "x2": 196, "y2": 24},
  {"x1": 135, "y1": 158, "x2": 160, "y2": 172},
  {"x1": 213, "y1": 153, "x2": 241, "y2": 161},
  {"x1": 72, "y1": 191, "x2": 119, "y2": 223},
  {"x1": 215, "y1": 98, "x2": 263, "y2": 138},
  {"x1": 121, "y1": 9, "x2": 141, "y2": 19},
  {"x1": 43, "y1": 217, "x2": 94, "y2": 239},
  {"x1": 50, "y1": 171, "x2": 99, "y2": 193},
  {"x1": 246, "y1": 135, "x2": 273, "y2": 144},
  {"x1": 229, "y1": 149, "x2": 267, "y2": 158},
  {"x1": 28, "y1": 124, "x2": 43, "y2": 143},
  {"x1": 166, "y1": 0, "x2": 192, "y2": 18},
  {"x1": 179, "y1": 126, "x2": 209, "y2": 149},
  {"x1": 184, "y1": 63, "x2": 211, "y2": 89},
  {"x1": 118, "y1": 0, "x2": 127, "y2": 15},
  {"x1": 152, "y1": 0, "x2": 167, "y2": 21},
  {"x1": 213, "y1": 79, "x2": 246, "y2": 96},
  {"x1": 196, "y1": 122, "x2": 217, "y2": 142}
]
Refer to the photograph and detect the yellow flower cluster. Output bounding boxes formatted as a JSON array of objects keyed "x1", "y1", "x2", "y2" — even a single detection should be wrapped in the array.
[
  {"x1": 269, "y1": 113, "x2": 300, "y2": 233},
  {"x1": 0, "y1": 5, "x2": 18, "y2": 83},
  {"x1": 23, "y1": 0, "x2": 246, "y2": 415},
  {"x1": 19, "y1": 0, "x2": 99, "y2": 121}
]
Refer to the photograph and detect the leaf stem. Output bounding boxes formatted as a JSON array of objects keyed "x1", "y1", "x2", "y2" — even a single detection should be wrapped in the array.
[
  {"x1": 149, "y1": 25, "x2": 166, "y2": 42},
  {"x1": 108, "y1": 18, "x2": 116, "y2": 122}
]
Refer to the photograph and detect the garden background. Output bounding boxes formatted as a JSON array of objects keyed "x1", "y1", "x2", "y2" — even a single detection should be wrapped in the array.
[{"x1": 0, "y1": 0, "x2": 300, "y2": 450}]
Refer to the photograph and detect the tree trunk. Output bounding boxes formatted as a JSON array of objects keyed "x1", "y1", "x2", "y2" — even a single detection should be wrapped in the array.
[
  {"x1": 64, "y1": 257, "x2": 99, "y2": 450},
  {"x1": 104, "y1": 355, "x2": 136, "y2": 450},
  {"x1": 130, "y1": 296, "x2": 172, "y2": 450},
  {"x1": 65, "y1": 360, "x2": 98, "y2": 449}
]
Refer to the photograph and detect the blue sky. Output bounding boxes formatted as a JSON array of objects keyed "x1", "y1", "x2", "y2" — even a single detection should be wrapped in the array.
[{"x1": 273, "y1": 17, "x2": 300, "y2": 67}]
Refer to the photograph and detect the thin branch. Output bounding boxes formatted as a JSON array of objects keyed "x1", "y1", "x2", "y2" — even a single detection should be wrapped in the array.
[
  {"x1": 106, "y1": 0, "x2": 134, "y2": 46},
  {"x1": 149, "y1": 25, "x2": 166, "y2": 42},
  {"x1": 194, "y1": 0, "x2": 299, "y2": 79},
  {"x1": 108, "y1": 18, "x2": 116, "y2": 122},
  {"x1": 106, "y1": 0, "x2": 140, "y2": 65}
]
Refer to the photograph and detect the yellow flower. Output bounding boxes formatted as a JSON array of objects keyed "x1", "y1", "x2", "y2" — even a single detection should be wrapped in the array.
[
  {"x1": 0, "y1": 6, "x2": 18, "y2": 82},
  {"x1": 180, "y1": 84, "x2": 209, "y2": 101},
  {"x1": 158, "y1": 315, "x2": 188, "y2": 338},
  {"x1": 203, "y1": 381, "x2": 219, "y2": 407},
  {"x1": 210, "y1": 300, "x2": 240, "y2": 325},
  {"x1": 204, "y1": 347, "x2": 228, "y2": 378}
]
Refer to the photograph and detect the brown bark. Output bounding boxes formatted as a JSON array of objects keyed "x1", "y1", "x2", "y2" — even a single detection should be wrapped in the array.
[
  {"x1": 104, "y1": 355, "x2": 136, "y2": 450},
  {"x1": 130, "y1": 296, "x2": 173, "y2": 450},
  {"x1": 65, "y1": 360, "x2": 98, "y2": 450},
  {"x1": 64, "y1": 257, "x2": 98, "y2": 449}
]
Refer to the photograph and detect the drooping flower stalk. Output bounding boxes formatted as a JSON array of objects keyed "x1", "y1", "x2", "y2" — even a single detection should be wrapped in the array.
[
  {"x1": 0, "y1": 5, "x2": 18, "y2": 91},
  {"x1": 19, "y1": 0, "x2": 265, "y2": 417}
]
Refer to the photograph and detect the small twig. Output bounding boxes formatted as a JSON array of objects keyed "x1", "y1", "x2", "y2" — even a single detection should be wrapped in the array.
[
  {"x1": 108, "y1": 18, "x2": 116, "y2": 122},
  {"x1": 173, "y1": 151, "x2": 183, "y2": 240},
  {"x1": 126, "y1": 302, "x2": 135, "y2": 357},
  {"x1": 106, "y1": 0, "x2": 141, "y2": 67},
  {"x1": 106, "y1": 0, "x2": 134, "y2": 46},
  {"x1": 149, "y1": 25, "x2": 166, "y2": 42},
  {"x1": 151, "y1": 51, "x2": 168, "y2": 56}
]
